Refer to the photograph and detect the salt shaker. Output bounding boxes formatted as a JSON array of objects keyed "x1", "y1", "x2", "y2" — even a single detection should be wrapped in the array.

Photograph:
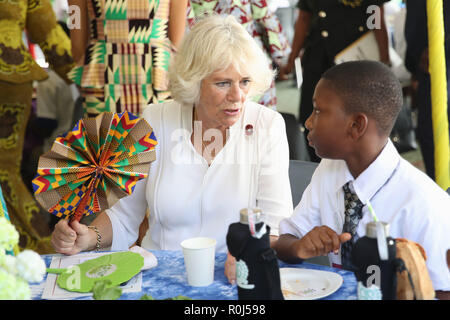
[{"x1": 226, "y1": 208, "x2": 284, "y2": 300}]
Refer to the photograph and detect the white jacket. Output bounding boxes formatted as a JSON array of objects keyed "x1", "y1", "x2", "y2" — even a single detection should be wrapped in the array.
[{"x1": 107, "y1": 100, "x2": 293, "y2": 253}]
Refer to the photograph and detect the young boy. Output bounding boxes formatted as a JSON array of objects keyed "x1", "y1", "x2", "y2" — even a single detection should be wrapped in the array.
[{"x1": 274, "y1": 61, "x2": 450, "y2": 299}]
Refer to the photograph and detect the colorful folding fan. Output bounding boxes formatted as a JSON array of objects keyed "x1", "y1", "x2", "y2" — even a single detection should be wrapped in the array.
[{"x1": 32, "y1": 111, "x2": 157, "y2": 222}]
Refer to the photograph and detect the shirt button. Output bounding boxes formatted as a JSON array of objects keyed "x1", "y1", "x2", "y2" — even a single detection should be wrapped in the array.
[
  {"x1": 321, "y1": 30, "x2": 329, "y2": 38},
  {"x1": 318, "y1": 11, "x2": 327, "y2": 18},
  {"x1": 358, "y1": 26, "x2": 364, "y2": 32}
]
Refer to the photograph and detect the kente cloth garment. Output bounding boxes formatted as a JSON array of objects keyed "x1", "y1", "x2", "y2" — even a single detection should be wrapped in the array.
[
  {"x1": 341, "y1": 182, "x2": 364, "y2": 271},
  {"x1": 0, "y1": 0, "x2": 74, "y2": 254},
  {"x1": 187, "y1": 0, "x2": 291, "y2": 109},
  {"x1": 68, "y1": 0, "x2": 173, "y2": 116}
]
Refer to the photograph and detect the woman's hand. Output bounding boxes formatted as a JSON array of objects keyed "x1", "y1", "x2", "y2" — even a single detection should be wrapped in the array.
[
  {"x1": 51, "y1": 219, "x2": 94, "y2": 255},
  {"x1": 224, "y1": 251, "x2": 237, "y2": 285}
]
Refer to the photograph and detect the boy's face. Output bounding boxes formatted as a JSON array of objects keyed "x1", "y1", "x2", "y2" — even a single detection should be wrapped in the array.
[{"x1": 305, "y1": 79, "x2": 352, "y2": 159}]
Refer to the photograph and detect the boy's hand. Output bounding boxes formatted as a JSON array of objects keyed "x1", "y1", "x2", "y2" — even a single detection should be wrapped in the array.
[{"x1": 293, "y1": 226, "x2": 351, "y2": 259}]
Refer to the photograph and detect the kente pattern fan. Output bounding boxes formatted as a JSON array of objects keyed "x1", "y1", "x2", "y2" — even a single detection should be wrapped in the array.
[{"x1": 32, "y1": 111, "x2": 157, "y2": 222}]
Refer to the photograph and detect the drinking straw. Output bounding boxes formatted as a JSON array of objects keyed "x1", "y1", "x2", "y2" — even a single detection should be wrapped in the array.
[{"x1": 366, "y1": 200, "x2": 379, "y2": 222}]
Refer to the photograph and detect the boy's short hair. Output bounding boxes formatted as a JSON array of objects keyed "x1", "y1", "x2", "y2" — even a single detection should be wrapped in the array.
[{"x1": 321, "y1": 60, "x2": 403, "y2": 135}]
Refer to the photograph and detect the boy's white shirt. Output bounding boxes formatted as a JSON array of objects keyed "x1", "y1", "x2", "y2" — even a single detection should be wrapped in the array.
[{"x1": 280, "y1": 139, "x2": 450, "y2": 291}]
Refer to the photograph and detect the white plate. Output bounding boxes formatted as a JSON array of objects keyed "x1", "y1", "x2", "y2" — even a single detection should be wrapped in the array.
[{"x1": 280, "y1": 268, "x2": 343, "y2": 300}]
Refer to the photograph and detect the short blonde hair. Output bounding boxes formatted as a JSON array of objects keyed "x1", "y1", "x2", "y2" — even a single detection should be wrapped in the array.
[{"x1": 169, "y1": 14, "x2": 274, "y2": 106}]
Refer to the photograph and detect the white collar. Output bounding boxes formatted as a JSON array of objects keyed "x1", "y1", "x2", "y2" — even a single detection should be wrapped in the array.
[{"x1": 336, "y1": 139, "x2": 400, "y2": 204}]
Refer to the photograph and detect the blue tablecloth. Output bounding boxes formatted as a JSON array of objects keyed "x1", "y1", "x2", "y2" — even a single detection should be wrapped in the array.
[{"x1": 32, "y1": 250, "x2": 357, "y2": 300}]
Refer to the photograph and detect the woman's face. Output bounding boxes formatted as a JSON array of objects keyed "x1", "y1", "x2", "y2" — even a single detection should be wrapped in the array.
[{"x1": 196, "y1": 64, "x2": 251, "y2": 131}]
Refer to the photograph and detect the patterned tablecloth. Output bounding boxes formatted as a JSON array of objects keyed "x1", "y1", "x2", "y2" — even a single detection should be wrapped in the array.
[{"x1": 31, "y1": 250, "x2": 357, "y2": 300}]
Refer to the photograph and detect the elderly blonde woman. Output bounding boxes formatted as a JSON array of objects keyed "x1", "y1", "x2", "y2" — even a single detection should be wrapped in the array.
[{"x1": 50, "y1": 15, "x2": 293, "y2": 283}]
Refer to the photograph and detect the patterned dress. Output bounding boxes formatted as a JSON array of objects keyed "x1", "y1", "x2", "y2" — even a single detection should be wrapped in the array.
[
  {"x1": 0, "y1": 0, "x2": 73, "y2": 84},
  {"x1": 0, "y1": 0, "x2": 74, "y2": 254},
  {"x1": 187, "y1": 0, "x2": 290, "y2": 109},
  {"x1": 68, "y1": 0, "x2": 173, "y2": 116},
  {"x1": 0, "y1": 185, "x2": 18, "y2": 255}
]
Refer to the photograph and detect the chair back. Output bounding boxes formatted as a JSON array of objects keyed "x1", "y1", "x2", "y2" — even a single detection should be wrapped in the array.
[
  {"x1": 288, "y1": 160, "x2": 330, "y2": 266},
  {"x1": 289, "y1": 160, "x2": 318, "y2": 207},
  {"x1": 280, "y1": 112, "x2": 310, "y2": 161}
]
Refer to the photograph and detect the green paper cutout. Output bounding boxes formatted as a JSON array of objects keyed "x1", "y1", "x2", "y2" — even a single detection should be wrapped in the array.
[
  {"x1": 51, "y1": 252, "x2": 144, "y2": 293},
  {"x1": 92, "y1": 280, "x2": 122, "y2": 300},
  {"x1": 46, "y1": 268, "x2": 66, "y2": 274}
]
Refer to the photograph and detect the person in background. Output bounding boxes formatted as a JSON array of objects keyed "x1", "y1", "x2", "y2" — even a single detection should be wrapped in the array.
[
  {"x1": 22, "y1": 22, "x2": 81, "y2": 232},
  {"x1": 35, "y1": 22, "x2": 80, "y2": 154},
  {"x1": 0, "y1": 0, "x2": 74, "y2": 254},
  {"x1": 274, "y1": 61, "x2": 450, "y2": 300},
  {"x1": 35, "y1": 69, "x2": 79, "y2": 153},
  {"x1": 187, "y1": 0, "x2": 291, "y2": 110},
  {"x1": 50, "y1": 15, "x2": 293, "y2": 285},
  {"x1": 404, "y1": 0, "x2": 450, "y2": 181},
  {"x1": 279, "y1": 0, "x2": 391, "y2": 162},
  {"x1": 67, "y1": 0, "x2": 189, "y2": 117}
]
